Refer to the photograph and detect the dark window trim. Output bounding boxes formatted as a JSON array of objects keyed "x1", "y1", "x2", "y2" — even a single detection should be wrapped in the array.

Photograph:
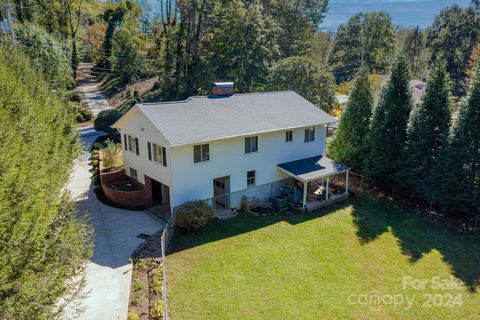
[
  {"x1": 194, "y1": 144, "x2": 210, "y2": 163},
  {"x1": 245, "y1": 136, "x2": 258, "y2": 153},
  {"x1": 247, "y1": 170, "x2": 256, "y2": 187},
  {"x1": 162, "y1": 146, "x2": 167, "y2": 167}
]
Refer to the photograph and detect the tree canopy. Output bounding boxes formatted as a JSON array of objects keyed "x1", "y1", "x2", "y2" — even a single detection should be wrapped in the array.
[
  {"x1": 330, "y1": 11, "x2": 396, "y2": 82},
  {"x1": 267, "y1": 56, "x2": 336, "y2": 114},
  {"x1": 428, "y1": 5, "x2": 480, "y2": 94},
  {"x1": 15, "y1": 23, "x2": 74, "y2": 90}
]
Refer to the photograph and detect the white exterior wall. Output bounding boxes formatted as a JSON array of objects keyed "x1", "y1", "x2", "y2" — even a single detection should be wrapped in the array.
[
  {"x1": 169, "y1": 125, "x2": 327, "y2": 208},
  {"x1": 120, "y1": 109, "x2": 172, "y2": 188}
]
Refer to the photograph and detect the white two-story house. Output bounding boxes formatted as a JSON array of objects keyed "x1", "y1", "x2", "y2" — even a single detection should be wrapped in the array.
[{"x1": 113, "y1": 83, "x2": 350, "y2": 214}]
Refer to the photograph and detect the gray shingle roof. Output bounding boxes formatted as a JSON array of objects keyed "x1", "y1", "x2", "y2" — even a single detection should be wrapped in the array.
[{"x1": 135, "y1": 91, "x2": 336, "y2": 146}]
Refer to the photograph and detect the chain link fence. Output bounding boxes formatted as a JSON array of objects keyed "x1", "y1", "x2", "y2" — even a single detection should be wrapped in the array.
[{"x1": 160, "y1": 210, "x2": 175, "y2": 320}]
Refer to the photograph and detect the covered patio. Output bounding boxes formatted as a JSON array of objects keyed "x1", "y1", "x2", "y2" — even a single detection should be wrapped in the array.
[{"x1": 277, "y1": 155, "x2": 350, "y2": 212}]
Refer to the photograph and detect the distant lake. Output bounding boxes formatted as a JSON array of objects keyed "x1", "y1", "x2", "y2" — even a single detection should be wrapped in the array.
[{"x1": 322, "y1": 0, "x2": 471, "y2": 31}]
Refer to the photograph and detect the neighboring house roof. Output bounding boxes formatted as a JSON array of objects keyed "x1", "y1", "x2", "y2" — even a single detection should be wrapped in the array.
[
  {"x1": 375, "y1": 75, "x2": 426, "y2": 105},
  {"x1": 335, "y1": 95, "x2": 349, "y2": 106},
  {"x1": 118, "y1": 91, "x2": 335, "y2": 147}
]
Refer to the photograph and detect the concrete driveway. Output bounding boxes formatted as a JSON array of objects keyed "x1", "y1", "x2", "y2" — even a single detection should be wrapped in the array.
[{"x1": 66, "y1": 126, "x2": 164, "y2": 319}]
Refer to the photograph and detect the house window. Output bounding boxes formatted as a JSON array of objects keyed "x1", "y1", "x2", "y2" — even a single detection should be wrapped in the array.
[
  {"x1": 285, "y1": 130, "x2": 293, "y2": 142},
  {"x1": 245, "y1": 136, "x2": 258, "y2": 153},
  {"x1": 247, "y1": 170, "x2": 256, "y2": 187},
  {"x1": 127, "y1": 135, "x2": 139, "y2": 155},
  {"x1": 305, "y1": 127, "x2": 315, "y2": 142},
  {"x1": 153, "y1": 144, "x2": 163, "y2": 163},
  {"x1": 194, "y1": 144, "x2": 210, "y2": 163},
  {"x1": 148, "y1": 142, "x2": 167, "y2": 167},
  {"x1": 129, "y1": 167, "x2": 138, "y2": 180}
]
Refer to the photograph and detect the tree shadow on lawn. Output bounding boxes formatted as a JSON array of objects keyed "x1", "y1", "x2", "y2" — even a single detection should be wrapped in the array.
[
  {"x1": 169, "y1": 201, "x2": 349, "y2": 253},
  {"x1": 351, "y1": 197, "x2": 480, "y2": 291}
]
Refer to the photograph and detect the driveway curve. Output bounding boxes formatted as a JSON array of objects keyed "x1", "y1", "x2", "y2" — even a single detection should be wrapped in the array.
[{"x1": 66, "y1": 65, "x2": 164, "y2": 319}]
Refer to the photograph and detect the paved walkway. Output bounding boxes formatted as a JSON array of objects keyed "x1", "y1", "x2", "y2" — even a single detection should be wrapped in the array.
[
  {"x1": 65, "y1": 68, "x2": 164, "y2": 319},
  {"x1": 76, "y1": 63, "x2": 112, "y2": 117}
]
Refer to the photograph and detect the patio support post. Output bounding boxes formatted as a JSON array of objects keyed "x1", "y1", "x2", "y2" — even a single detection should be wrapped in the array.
[
  {"x1": 302, "y1": 181, "x2": 307, "y2": 207},
  {"x1": 326, "y1": 178, "x2": 329, "y2": 201},
  {"x1": 346, "y1": 171, "x2": 349, "y2": 194}
]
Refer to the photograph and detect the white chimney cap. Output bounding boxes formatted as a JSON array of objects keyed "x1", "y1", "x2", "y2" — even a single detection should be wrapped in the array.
[{"x1": 214, "y1": 82, "x2": 234, "y2": 87}]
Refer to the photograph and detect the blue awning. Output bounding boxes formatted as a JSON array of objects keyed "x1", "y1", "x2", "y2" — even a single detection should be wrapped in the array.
[{"x1": 277, "y1": 155, "x2": 349, "y2": 182}]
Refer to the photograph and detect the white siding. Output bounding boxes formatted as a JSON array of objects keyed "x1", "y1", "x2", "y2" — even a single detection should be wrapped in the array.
[
  {"x1": 120, "y1": 109, "x2": 172, "y2": 188},
  {"x1": 169, "y1": 125, "x2": 326, "y2": 207}
]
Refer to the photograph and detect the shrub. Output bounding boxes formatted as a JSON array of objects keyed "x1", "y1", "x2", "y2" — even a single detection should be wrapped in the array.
[
  {"x1": 102, "y1": 139, "x2": 122, "y2": 169},
  {"x1": 92, "y1": 150, "x2": 100, "y2": 160},
  {"x1": 94, "y1": 109, "x2": 123, "y2": 137},
  {"x1": 175, "y1": 200, "x2": 215, "y2": 231},
  {"x1": 151, "y1": 299, "x2": 164, "y2": 320},
  {"x1": 128, "y1": 311, "x2": 139, "y2": 320},
  {"x1": 80, "y1": 109, "x2": 93, "y2": 121},
  {"x1": 151, "y1": 267, "x2": 163, "y2": 295},
  {"x1": 70, "y1": 92, "x2": 82, "y2": 103}
]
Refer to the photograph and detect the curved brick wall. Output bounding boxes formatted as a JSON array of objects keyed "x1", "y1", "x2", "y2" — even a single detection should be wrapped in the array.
[{"x1": 99, "y1": 152, "x2": 146, "y2": 208}]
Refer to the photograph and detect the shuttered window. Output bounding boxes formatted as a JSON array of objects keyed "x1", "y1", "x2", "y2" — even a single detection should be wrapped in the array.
[
  {"x1": 285, "y1": 131, "x2": 293, "y2": 142},
  {"x1": 124, "y1": 134, "x2": 127, "y2": 150},
  {"x1": 127, "y1": 135, "x2": 139, "y2": 155},
  {"x1": 147, "y1": 142, "x2": 152, "y2": 160},
  {"x1": 162, "y1": 146, "x2": 167, "y2": 167}
]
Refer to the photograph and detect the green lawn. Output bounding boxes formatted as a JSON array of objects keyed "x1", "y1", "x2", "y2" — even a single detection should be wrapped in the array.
[{"x1": 167, "y1": 197, "x2": 480, "y2": 319}]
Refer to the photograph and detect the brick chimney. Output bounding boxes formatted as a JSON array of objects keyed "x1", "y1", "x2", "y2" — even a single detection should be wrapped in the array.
[{"x1": 212, "y1": 82, "x2": 234, "y2": 96}]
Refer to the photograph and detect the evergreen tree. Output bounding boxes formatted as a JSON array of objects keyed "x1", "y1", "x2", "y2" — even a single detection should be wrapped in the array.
[
  {"x1": 427, "y1": 65, "x2": 480, "y2": 214},
  {"x1": 328, "y1": 66, "x2": 374, "y2": 172},
  {"x1": 0, "y1": 41, "x2": 91, "y2": 319},
  {"x1": 395, "y1": 60, "x2": 452, "y2": 194},
  {"x1": 364, "y1": 55, "x2": 413, "y2": 185}
]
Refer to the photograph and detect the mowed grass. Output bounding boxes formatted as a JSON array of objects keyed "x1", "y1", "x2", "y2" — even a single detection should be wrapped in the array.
[{"x1": 167, "y1": 197, "x2": 480, "y2": 319}]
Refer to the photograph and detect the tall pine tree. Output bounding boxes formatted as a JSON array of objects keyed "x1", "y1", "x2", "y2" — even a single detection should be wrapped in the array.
[
  {"x1": 395, "y1": 60, "x2": 452, "y2": 195},
  {"x1": 427, "y1": 65, "x2": 480, "y2": 214},
  {"x1": 364, "y1": 55, "x2": 413, "y2": 185},
  {"x1": 328, "y1": 67, "x2": 373, "y2": 172}
]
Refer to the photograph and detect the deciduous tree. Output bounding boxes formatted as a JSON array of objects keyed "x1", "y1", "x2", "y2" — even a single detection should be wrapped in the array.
[
  {"x1": 268, "y1": 56, "x2": 336, "y2": 113},
  {"x1": 330, "y1": 11, "x2": 395, "y2": 82}
]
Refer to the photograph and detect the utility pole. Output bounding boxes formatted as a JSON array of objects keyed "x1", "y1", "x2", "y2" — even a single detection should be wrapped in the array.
[{"x1": 1, "y1": 3, "x2": 16, "y2": 47}]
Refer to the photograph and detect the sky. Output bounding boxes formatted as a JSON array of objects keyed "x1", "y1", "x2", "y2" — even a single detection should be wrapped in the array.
[{"x1": 322, "y1": 0, "x2": 471, "y2": 31}]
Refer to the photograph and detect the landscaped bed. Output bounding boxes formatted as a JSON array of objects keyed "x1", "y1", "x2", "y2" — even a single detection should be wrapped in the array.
[{"x1": 167, "y1": 196, "x2": 480, "y2": 319}]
